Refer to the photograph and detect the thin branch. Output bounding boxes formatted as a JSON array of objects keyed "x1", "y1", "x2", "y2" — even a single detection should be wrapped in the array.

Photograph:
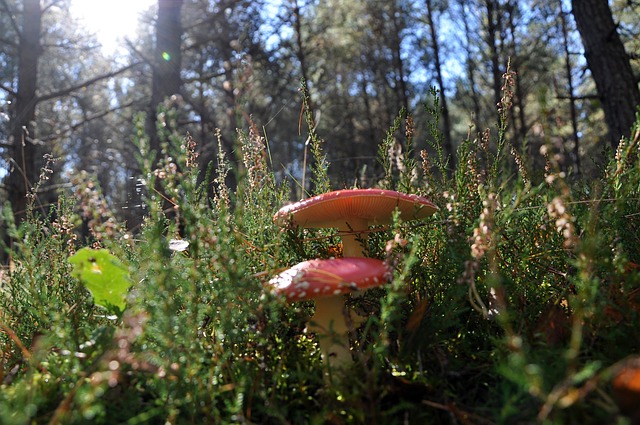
[
  {"x1": 36, "y1": 62, "x2": 142, "y2": 103},
  {"x1": 0, "y1": 321, "x2": 31, "y2": 361},
  {"x1": 556, "y1": 94, "x2": 599, "y2": 100},
  {"x1": 34, "y1": 182, "x2": 72, "y2": 193},
  {"x1": 39, "y1": 100, "x2": 137, "y2": 142},
  {"x1": 0, "y1": 36, "x2": 17, "y2": 48},
  {"x1": 182, "y1": 71, "x2": 226, "y2": 84},
  {"x1": 125, "y1": 38, "x2": 153, "y2": 67},
  {"x1": 0, "y1": 0, "x2": 21, "y2": 37},
  {"x1": 42, "y1": 0, "x2": 64, "y2": 14},
  {"x1": 179, "y1": 88, "x2": 222, "y2": 130},
  {"x1": 0, "y1": 83, "x2": 16, "y2": 97},
  {"x1": 42, "y1": 40, "x2": 101, "y2": 51}
]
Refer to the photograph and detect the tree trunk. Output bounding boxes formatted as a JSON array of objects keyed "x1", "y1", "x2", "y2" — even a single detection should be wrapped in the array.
[
  {"x1": 146, "y1": 0, "x2": 184, "y2": 158},
  {"x1": 426, "y1": 0, "x2": 455, "y2": 171},
  {"x1": 571, "y1": 0, "x2": 640, "y2": 147},
  {"x1": 389, "y1": 3, "x2": 409, "y2": 116},
  {"x1": 485, "y1": 0, "x2": 503, "y2": 115},
  {"x1": 292, "y1": 0, "x2": 313, "y2": 113},
  {"x1": 559, "y1": 2, "x2": 581, "y2": 175},
  {"x1": 7, "y1": 0, "x2": 42, "y2": 223},
  {"x1": 458, "y1": 0, "x2": 482, "y2": 133},
  {"x1": 505, "y1": 3, "x2": 527, "y2": 148},
  {"x1": 292, "y1": 0, "x2": 318, "y2": 197}
]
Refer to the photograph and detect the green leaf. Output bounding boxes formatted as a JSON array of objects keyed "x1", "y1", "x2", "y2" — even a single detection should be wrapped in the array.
[{"x1": 69, "y1": 247, "x2": 132, "y2": 313}]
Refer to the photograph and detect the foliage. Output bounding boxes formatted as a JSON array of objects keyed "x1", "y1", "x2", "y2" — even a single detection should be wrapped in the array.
[
  {"x1": 1, "y1": 91, "x2": 640, "y2": 424},
  {"x1": 69, "y1": 248, "x2": 132, "y2": 314},
  {"x1": 3, "y1": 0, "x2": 640, "y2": 217}
]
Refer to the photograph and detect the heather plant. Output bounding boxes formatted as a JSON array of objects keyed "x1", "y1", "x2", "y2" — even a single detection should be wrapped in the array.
[{"x1": 0, "y1": 84, "x2": 639, "y2": 424}]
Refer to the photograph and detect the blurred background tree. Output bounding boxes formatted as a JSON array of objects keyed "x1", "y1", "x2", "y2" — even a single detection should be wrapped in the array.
[{"x1": 0, "y1": 0, "x2": 638, "y2": 238}]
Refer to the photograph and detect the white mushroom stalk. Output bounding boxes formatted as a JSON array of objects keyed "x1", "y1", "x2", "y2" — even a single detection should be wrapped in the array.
[{"x1": 269, "y1": 258, "x2": 392, "y2": 368}]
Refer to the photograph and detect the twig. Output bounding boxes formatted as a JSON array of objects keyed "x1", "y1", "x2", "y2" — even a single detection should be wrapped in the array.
[{"x1": 0, "y1": 321, "x2": 31, "y2": 361}]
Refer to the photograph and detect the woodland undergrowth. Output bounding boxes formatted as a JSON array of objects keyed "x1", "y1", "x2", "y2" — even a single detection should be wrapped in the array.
[{"x1": 0, "y1": 75, "x2": 639, "y2": 424}]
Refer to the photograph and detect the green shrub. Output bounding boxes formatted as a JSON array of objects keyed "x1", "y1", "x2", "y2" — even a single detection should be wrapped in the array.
[{"x1": 1, "y1": 97, "x2": 639, "y2": 424}]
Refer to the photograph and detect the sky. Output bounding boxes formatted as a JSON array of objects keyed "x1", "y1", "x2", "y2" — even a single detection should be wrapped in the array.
[
  {"x1": 70, "y1": 0, "x2": 156, "y2": 54},
  {"x1": 2, "y1": 1, "x2": 157, "y2": 179}
]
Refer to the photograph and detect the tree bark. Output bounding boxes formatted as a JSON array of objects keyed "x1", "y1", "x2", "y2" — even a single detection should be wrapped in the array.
[
  {"x1": 7, "y1": 0, "x2": 41, "y2": 222},
  {"x1": 559, "y1": 2, "x2": 581, "y2": 174},
  {"x1": 426, "y1": 0, "x2": 455, "y2": 170},
  {"x1": 505, "y1": 3, "x2": 527, "y2": 147},
  {"x1": 389, "y1": 3, "x2": 409, "y2": 116},
  {"x1": 146, "y1": 0, "x2": 184, "y2": 159},
  {"x1": 292, "y1": 0, "x2": 313, "y2": 113},
  {"x1": 458, "y1": 0, "x2": 482, "y2": 133},
  {"x1": 485, "y1": 0, "x2": 503, "y2": 114},
  {"x1": 571, "y1": 0, "x2": 640, "y2": 147}
]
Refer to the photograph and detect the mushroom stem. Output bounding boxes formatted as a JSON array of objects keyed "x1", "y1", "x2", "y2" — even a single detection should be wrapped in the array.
[
  {"x1": 339, "y1": 218, "x2": 370, "y2": 257},
  {"x1": 308, "y1": 295, "x2": 354, "y2": 366}
]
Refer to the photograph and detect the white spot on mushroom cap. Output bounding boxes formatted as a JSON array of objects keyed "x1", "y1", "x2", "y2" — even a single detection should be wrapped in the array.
[{"x1": 295, "y1": 281, "x2": 310, "y2": 290}]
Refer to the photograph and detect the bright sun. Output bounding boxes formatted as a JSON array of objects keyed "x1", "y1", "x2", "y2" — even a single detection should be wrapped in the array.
[{"x1": 70, "y1": 0, "x2": 156, "y2": 54}]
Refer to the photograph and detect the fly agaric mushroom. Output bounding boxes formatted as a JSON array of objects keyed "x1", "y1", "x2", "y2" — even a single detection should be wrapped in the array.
[
  {"x1": 612, "y1": 359, "x2": 640, "y2": 422},
  {"x1": 269, "y1": 257, "x2": 392, "y2": 366},
  {"x1": 274, "y1": 189, "x2": 438, "y2": 257}
]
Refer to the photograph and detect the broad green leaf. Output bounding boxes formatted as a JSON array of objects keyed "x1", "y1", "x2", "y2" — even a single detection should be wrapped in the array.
[{"x1": 69, "y1": 247, "x2": 132, "y2": 313}]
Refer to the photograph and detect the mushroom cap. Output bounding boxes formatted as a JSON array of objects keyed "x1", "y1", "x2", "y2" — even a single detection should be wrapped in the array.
[
  {"x1": 612, "y1": 361, "x2": 640, "y2": 418},
  {"x1": 274, "y1": 189, "x2": 438, "y2": 229},
  {"x1": 269, "y1": 257, "x2": 392, "y2": 302}
]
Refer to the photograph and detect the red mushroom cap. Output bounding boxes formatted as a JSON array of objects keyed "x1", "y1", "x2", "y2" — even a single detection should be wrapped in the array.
[
  {"x1": 612, "y1": 361, "x2": 640, "y2": 419},
  {"x1": 269, "y1": 257, "x2": 392, "y2": 302},
  {"x1": 274, "y1": 189, "x2": 438, "y2": 229}
]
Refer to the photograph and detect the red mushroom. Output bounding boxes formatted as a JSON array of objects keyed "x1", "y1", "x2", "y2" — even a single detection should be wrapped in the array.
[
  {"x1": 274, "y1": 189, "x2": 438, "y2": 256},
  {"x1": 269, "y1": 257, "x2": 392, "y2": 366},
  {"x1": 612, "y1": 359, "x2": 640, "y2": 422}
]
